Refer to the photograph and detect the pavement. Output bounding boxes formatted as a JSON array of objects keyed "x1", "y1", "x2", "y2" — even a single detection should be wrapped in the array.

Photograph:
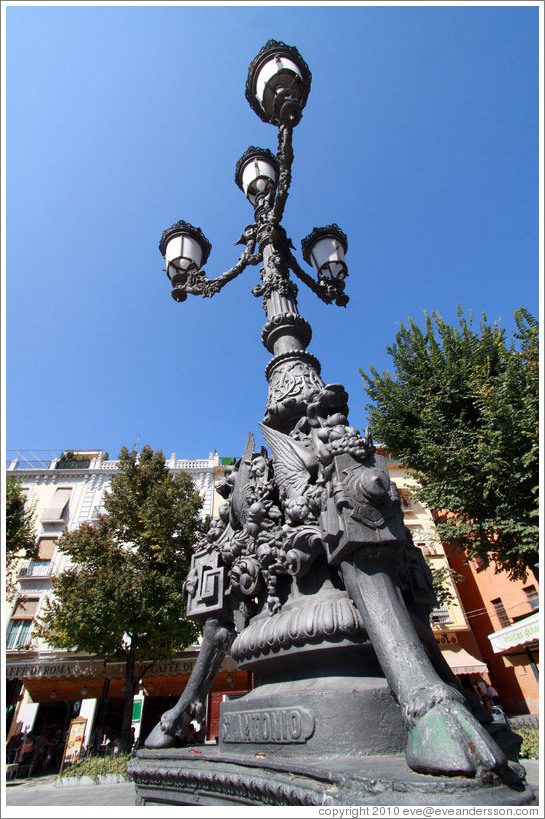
[
  {"x1": 4, "y1": 772, "x2": 138, "y2": 807},
  {"x1": 3, "y1": 760, "x2": 540, "y2": 808}
]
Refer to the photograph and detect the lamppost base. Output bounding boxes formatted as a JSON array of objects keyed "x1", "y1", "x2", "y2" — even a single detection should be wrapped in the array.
[{"x1": 128, "y1": 748, "x2": 537, "y2": 807}]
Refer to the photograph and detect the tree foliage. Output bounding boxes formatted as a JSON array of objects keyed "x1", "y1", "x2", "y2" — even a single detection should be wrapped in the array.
[
  {"x1": 6, "y1": 478, "x2": 37, "y2": 594},
  {"x1": 36, "y1": 445, "x2": 205, "y2": 749},
  {"x1": 425, "y1": 559, "x2": 467, "y2": 607},
  {"x1": 361, "y1": 307, "x2": 539, "y2": 580}
]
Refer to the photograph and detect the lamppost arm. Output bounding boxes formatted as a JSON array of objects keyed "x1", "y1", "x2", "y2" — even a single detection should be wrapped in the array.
[
  {"x1": 170, "y1": 234, "x2": 262, "y2": 302},
  {"x1": 287, "y1": 249, "x2": 349, "y2": 307}
]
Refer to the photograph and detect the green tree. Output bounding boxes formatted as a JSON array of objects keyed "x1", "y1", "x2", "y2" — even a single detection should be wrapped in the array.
[
  {"x1": 361, "y1": 307, "x2": 539, "y2": 580},
  {"x1": 36, "y1": 445, "x2": 205, "y2": 751},
  {"x1": 6, "y1": 478, "x2": 37, "y2": 595}
]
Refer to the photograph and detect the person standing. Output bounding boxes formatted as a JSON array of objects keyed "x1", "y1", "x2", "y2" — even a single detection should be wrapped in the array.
[{"x1": 486, "y1": 683, "x2": 501, "y2": 705}]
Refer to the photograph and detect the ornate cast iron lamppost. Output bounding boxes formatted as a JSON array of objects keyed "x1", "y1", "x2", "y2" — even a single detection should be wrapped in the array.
[
  {"x1": 158, "y1": 41, "x2": 349, "y2": 438},
  {"x1": 129, "y1": 41, "x2": 533, "y2": 808}
]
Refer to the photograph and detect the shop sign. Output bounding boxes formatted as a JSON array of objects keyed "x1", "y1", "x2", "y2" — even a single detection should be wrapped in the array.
[
  {"x1": 6, "y1": 656, "x2": 198, "y2": 681},
  {"x1": 132, "y1": 700, "x2": 143, "y2": 722},
  {"x1": 6, "y1": 660, "x2": 105, "y2": 680},
  {"x1": 150, "y1": 659, "x2": 195, "y2": 676},
  {"x1": 488, "y1": 612, "x2": 540, "y2": 654},
  {"x1": 434, "y1": 632, "x2": 459, "y2": 647},
  {"x1": 62, "y1": 717, "x2": 87, "y2": 767}
]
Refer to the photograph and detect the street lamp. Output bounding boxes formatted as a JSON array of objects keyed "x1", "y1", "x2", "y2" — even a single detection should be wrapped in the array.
[
  {"x1": 245, "y1": 39, "x2": 312, "y2": 126},
  {"x1": 158, "y1": 39, "x2": 348, "y2": 311},
  {"x1": 159, "y1": 220, "x2": 212, "y2": 302},
  {"x1": 138, "y1": 37, "x2": 527, "y2": 809},
  {"x1": 301, "y1": 224, "x2": 349, "y2": 307},
  {"x1": 235, "y1": 147, "x2": 279, "y2": 206}
]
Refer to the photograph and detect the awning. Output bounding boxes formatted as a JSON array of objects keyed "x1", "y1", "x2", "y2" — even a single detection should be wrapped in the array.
[
  {"x1": 5, "y1": 658, "x2": 196, "y2": 681},
  {"x1": 441, "y1": 646, "x2": 488, "y2": 675},
  {"x1": 5, "y1": 652, "x2": 234, "y2": 681},
  {"x1": 488, "y1": 612, "x2": 540, "y2": 654}
]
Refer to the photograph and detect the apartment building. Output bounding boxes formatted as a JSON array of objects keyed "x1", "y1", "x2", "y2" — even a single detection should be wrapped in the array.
[
  {"x1": 382, "y1": 452, "x2": 489, "y2": 681},
  {"x1": 447, "y1": 547, "x2": 539, "y2": 715},
  {"x1": 5, "y1": 449, "x2": 248, "y2": 746}
]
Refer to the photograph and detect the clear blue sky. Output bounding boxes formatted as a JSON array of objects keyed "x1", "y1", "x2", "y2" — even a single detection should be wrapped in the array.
[{"x1": 4, "y1": 2, "x2": 541, "y2": 462}]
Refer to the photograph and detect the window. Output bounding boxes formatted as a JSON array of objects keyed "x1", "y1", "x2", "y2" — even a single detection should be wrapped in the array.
[
  {"x1": 399, "y1": 488, "x2": 412, "y2": 509},
  {"x1": 6, "y1": 620, "x2": 32, "y2": 649},
  {"x1": 407, "y1": 525, "x2": 428, "y2": 548},
  {"x1": 523, "y1": 585, "x2": 539, "y2": 611},
  {"x1": 11, "y1": 598, "x2": 39, "y2": 619},
  {"x1": 491, "y1": 598, "x2": 510, "y2": 629},
  {"x1": 430, "y1": 604, "x2": 452, "y2": 626},
  {"x1": 20, "y1": 539, "x2": 57, "y2": 577},
  {"x1": 42, "y1": 487, "x2": 71, "y2": 522},
  {"x1": 6, "y1": 598, "x2": 39, "y2": 649},
  {"x1": 36, "y1": 538, "x2": 57, "y2": 560}
]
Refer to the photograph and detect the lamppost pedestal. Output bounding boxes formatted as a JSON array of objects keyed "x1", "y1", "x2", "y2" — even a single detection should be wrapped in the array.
[{"x1": 131, "y1": 748, "x2": 536, "y2": 807}]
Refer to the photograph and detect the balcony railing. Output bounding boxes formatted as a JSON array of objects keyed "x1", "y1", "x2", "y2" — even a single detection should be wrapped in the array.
[
  {"x1": 430, "y1": 605, "x2": 453, "y2": 626},
  {"x1": 7, "y1": 454, "x2": 216, "y2": 473},
  {"x1": 19, "y1": 561, "x2": 52, "y2": 578},
  {"x1": 90, "y1": 505, "x2": 107, "y2": 520},
  {"x1": 421, "y1": 543, "x2": 442, "y2": 557},
  {"x1": 55, "y1": 459, "x2": 91, "y2": 470},
  {"x1": 173, "y1": 459, "x2": 213, "y2": 469}
]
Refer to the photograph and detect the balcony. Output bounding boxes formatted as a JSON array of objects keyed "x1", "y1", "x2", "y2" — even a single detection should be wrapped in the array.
[
  {"x1": 430, "y1": 605, "x2": 453, "y2": 626},
  {"x1": 421, "y1": 542, "x2": 442, "y2": 557},
  {"x1": 90, "y1": 505, "x2": 107, "y2": 521},
  {"x1": 18, "y1": 561, "x2": 52, "y2": 579}
]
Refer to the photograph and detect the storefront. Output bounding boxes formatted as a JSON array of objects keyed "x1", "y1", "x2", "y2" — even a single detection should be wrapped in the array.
[
  {"x1": 488, "y1": 612, "x2": 540, "y2": 698},
  {"x1": 6, "y1": 653, "x2": 250, "y2": 748},
  {"x1": 488, "y1": 611, "x2": 540, "y2": 670},
  {"x1": 435, "y1": 629, "x2": 489, "y2": 680}
]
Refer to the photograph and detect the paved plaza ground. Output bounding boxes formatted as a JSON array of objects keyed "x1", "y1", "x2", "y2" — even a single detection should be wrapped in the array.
[
  {"x1": 3, "y1": 760, "x2": 540, "y2": 809},
  {"x1": 5, "y1": 778, "x2": 137, "y2": 807}
]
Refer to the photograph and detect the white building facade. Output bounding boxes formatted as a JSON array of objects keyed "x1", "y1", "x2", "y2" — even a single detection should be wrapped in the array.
[{"x1": 5, "y1": 449, "x2": 246, "y2": 747}]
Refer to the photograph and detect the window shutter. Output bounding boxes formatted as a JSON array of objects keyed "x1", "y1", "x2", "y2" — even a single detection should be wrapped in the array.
[
  {"x1": 37, "y1": 538, "x2": 57, "y2": 560},
  {"x1": 42, "y1": 487, "x2": 72, "y2": 521},
  {"x1": 12, "y1": 598, "x2": 39, "y2": 619},
  {"x1": 53, "y1": 487, "x2": 71, "y2": 512}
]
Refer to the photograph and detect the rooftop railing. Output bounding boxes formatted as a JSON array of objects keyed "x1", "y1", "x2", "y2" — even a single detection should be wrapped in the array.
[{"x1": 7, "y1": 452, "x2": 217, "y2": 472}]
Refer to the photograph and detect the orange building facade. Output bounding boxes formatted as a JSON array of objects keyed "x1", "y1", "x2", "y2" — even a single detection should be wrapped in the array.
[{"x1": 447, "y1": 548, "x2": 539, "y2": 716}]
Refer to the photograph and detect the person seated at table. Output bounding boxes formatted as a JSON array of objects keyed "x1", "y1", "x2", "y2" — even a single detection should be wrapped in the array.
[
  {"x1": 17, "y1": 732, "x2": 35, "y2": 774},
  {"x1": 33, "y1": 729, "x2": 50, "y2": 771},
  {"x1": 6, "y1": 732, "x2": 23, "y2": 764},
  {"x1": 107, "y1": 733, "x2": 122, "y2": 755}
]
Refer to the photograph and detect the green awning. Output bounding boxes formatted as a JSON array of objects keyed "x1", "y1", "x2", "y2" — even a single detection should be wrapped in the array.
[{"x1": 488, "y1": 612, "x2": 540, "y2": 654}]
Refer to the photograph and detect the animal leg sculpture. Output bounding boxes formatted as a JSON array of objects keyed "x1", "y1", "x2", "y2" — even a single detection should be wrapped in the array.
[
  {"x1": 409, "y1": 613, "x2": 494, "y2": 723},
  {"x1": 341, "y1": 550, "x2": 525, "y2": 784},
  {"x1": 145, "y1": 616, "x2": 235, "y2": 749}
]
